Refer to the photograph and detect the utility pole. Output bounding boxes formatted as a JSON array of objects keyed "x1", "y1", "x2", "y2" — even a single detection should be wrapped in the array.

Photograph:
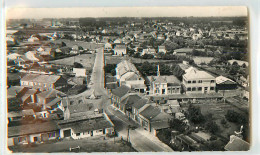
[{"x1": 127, "y1": 125, "x2": 130, "y2": 142}]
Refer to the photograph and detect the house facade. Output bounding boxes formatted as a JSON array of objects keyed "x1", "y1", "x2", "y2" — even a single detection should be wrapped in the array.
[
  {"x1": 182, "y1": 67, "x2": 216, "y2": 94},
  {"x1": 114, "y1": 44, "x2": 127, "y2": 56}
]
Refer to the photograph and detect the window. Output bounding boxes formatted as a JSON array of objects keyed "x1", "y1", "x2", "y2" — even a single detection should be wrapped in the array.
[
  {"x1": 210, "y1": 80, "x2": 215, "y2": 83},
  {"x1": 156, "y1": 89, "x2": 159, "y2": 94},
  {"x1": 99, "y1": 129, "x2": 103, "y2": 132},
  {"x1": 192, "y1": 80, "x2": 196, "y2": 83},
  {"x1": 187, "y1": 87, "x2": 191, "y2": 91},
  {"x1": 76, "y1": 133, "x2": 80, "y2": 136},
  {"x1": 162, "y1": 89, "x2": 165, "y2": 94},
  {"x1": 210, "y1": 87, "x2": 215, "y2": 90},
  {"x1": 188, "y1": 81, "x2": 191, "y2": 84},
  {"x1": 49, "y1": 132, "x2": 56, "y2": 138},
  {"x1": 18, "y1": 136, "x2": 26, "y2": 142},
  {"x1": 198, "y1": 80, "x2": 202, "y2": 83},
  {"x1": 192, "y1": 87, "x2": 196, "y2": 91},
  {"x1": 198, "y1": 87, "x2": 202, "y2": 91}
]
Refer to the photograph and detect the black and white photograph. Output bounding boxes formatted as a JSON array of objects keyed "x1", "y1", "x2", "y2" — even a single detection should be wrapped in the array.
[{"x1": 3, "y1": 4, "x2": 254, "y2": 153}]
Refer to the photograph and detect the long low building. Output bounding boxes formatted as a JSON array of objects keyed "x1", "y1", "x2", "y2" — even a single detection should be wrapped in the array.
[{"x1": 8, "y1": 113, "x2": 114, "y2": 146}]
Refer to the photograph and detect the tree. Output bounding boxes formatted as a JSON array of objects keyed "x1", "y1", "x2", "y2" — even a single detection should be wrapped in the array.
[
  {"x1": 73, "y1": 62, "x2": 83, "y2": 68},
  {"x1": 78, "y1": 46, "x2": 84, "y2": 51},
  {"x1": 111, "y1": 69, "x2": 116, "y2": 76},
  {"x1": 187, "y1": 104, "x2": 205, "y2": 124},
  {"x1": 205, "y1": 121, "x2": 219, "y2": 134},
  {"x1": 169, "y1": 119, "x2": 187, "y2": 133},
  {"x1": 225, "y1": 110, "x2": 248, "y2": 124}
]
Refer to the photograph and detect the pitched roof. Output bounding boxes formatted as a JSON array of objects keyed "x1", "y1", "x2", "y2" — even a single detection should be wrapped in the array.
[
  {"x1": 132, "y1": 98, "x2": 149, "y2": 109},
  {"x1": 58, "y1": 115, "x2": 113, "y2": 133},
  {"x1": 68, "y1": 103, "x2": 92, "y2": 114},
  {"x1": 37, "y1": 89, "x2": 57, "y2": 99},
  {"x1": 151, "y1": 121, "x2": 170, "y2": 130},
  {"x1": 111, "y1": 85, "x2": 131, "y2": 98},
  {"x1": 139, "y1": 105, "x2": 161, "y2": 120},
  {"x1": 216, "y1": 76, "x2": 236, "y2": 85},
  {"x1": 22, "y1": 109, "x2": 35, "y2": 116},
  {"x1": 148, "y1": 75, "x2": 181, "y2": 85},
  {"x1": 121, "y1": 94, "x2": 141, "y2": 108},
  {"x1": 8, "y1": 121, "x2": 59, "y2": 137},
  {"x1": 46, "y1": 98, "x2": 62, "y2": 107},
  {"x1": 183, "y1": 68, "x2": 215, "y2": 80},
  {"x1": 7, "y1": 86, "x2": 26, "y2": 98},
  {"x1": 21, "y1": 74, "x2": 61, "y2": 84},
  {"x1": 174, "y1": 48, "x2": 193, "y2": 53},
  {"x1": 224, "y1": 135, "x2": 250, "y2": 151}
]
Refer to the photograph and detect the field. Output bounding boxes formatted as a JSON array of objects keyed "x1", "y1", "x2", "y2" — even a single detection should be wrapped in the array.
[
  {"x1": 193, "y1": 101, "x2": 243, "y2": 139},
  {"x1": 105, "y1": 55, "x2": 179, "y2": 65},
  {"x1": 50, "y1": 53, "x2": 95, "y2": 67},
  {"x1": 9, "y1": 136, "x2": 136, "y2": 153}
]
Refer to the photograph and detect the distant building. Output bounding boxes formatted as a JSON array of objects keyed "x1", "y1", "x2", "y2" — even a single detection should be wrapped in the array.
[
  {"x1": 182, "y1": 67, "x2": 216, "y2": 94},
  {"x1": 104, "y1": 42, "x2": 112, "y2": 50},
  {"x1": 20, "y1": 74, "x2": 67, "y2": 91},
  {"x1": 148, "y1": 65, "x2": 181, "y2": 95},
  {"x1": 216, "y1": 76, "x2": 237, "y2": 90},
  {"x1": 193, "y1": 57, "x2": 214, "y2": 65},
  {"x1": 173, "y1": 48, "x2": 193, "y2": 56},
  {"x1": 114, "y1": 44, "x2": 127, "y2": 56},
  {"x1": 158, "y1": 46, "x2": 167, "y2": 54},
  {"x1": 228, "y1": 60, "x2": 249, "y2": 67},
  {"x1": 73, "y1": 68, "x2": 87, "y2": 77},
  {"x1": 141, "y1": 48, "x2": 156, "y2": 56},
  {"x1": 115, "y1": 60, "x2": 146, "y2": 93}
]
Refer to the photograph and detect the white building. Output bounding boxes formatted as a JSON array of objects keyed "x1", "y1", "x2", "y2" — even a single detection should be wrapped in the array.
[
  {"x1": 114, "y1": 44, "x2": 127, "y2": 56},
  {"x1": 182, "y1": 67, "x2": 216, "y2": 94}
]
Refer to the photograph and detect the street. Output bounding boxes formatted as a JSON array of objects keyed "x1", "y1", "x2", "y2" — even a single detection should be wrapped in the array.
[{"x1": 85, "y1": 47, "x2": 173, "y2": 152}]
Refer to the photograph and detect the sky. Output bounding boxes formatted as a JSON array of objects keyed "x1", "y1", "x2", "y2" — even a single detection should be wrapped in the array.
[{"x1": 6, "y1": 6, "x2": 248, "y2": 19}]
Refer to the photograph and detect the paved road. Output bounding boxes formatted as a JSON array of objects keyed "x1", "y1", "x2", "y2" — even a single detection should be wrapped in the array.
[{"x1": 86, "y1": 48, "x2": 173, "y2": 152}]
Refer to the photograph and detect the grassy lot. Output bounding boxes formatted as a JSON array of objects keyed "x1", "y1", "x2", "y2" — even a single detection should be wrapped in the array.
[
  {"x1": 53, "y1": 39, "x2": 104, "y2": 50},
  {"x1": 9, "y1": 136, "x2": 136, "y2": 153},
  {"x1": 50, "y1": 53, "x2": 95, "y2": 68},
  {"x1": 192, "y1": 102, "x2": 243, "y2": 139},
  {"x1": 105, "y1": 55, "x2": 179, "y2": 65}
]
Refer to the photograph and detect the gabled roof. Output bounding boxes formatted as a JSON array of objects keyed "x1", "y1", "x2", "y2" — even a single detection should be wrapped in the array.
[
  {"x1": 132, "y1": 98, "x2": 149, "y2": 109},
  {"x1": 8, "y1": 121, "x2": 59, "y2": 137},
  {"x1": 154, "y1": 76, "x2": 167, "y2": 83},
  {"x1": 37, "y1": 89, "x2": 57, "y2": 99},
  {"x1": 58, "y1": 114, "x2": 114, "y2": 133},
  {"x1": 21, "y1": 74, "x2": 61, "y2": 84},
  {"x1": 120, "y1": 94, "x2": 141, "y2": 108},
  {"x1": 7, "y1": 86, "x2": 26, "y2": 98},
  {"x1": 224, "y1": 135, "x2": 250, "y2": 151},
  {"x1": 216, "y1": 76, "x2": 236, "y2": 85},
  {"x1": 183, "y1": 68, "x2": 215, "y2": 80},
  {"x1": 111, "y1": 85, "x2": 131, "y2": 98},
  {"x1": 46, "y1": 98, "x2": 62, "y2": 107},
  {"x1": 139, "y1": 105, "x2": 161, "y2": 120},
  {"x1": 22, "y1": 109, "x2": 35, "y2": 116}
]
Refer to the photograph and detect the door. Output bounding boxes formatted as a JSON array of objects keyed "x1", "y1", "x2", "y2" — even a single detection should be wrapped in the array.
[
  {"x1": 204, "y1": 87, "x2": 208, "y2": 94},
  {"x1": 33, "y1": 137, "x2": 38, "y2": 142},
  {"x1": 103, "y1": 129, "x2": 106, "y2": 134},
  {"x1": 64, "y1": 129, "x2": 71, "y2": 137},
  {"x1": 90, "y1": 131, "x2": 93, "y2": 136}
]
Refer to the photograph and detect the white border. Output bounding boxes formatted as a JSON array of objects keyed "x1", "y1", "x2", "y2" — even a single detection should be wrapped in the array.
[{"x1": 1, "y1": 0, "x2": 260, "y2": 155}]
